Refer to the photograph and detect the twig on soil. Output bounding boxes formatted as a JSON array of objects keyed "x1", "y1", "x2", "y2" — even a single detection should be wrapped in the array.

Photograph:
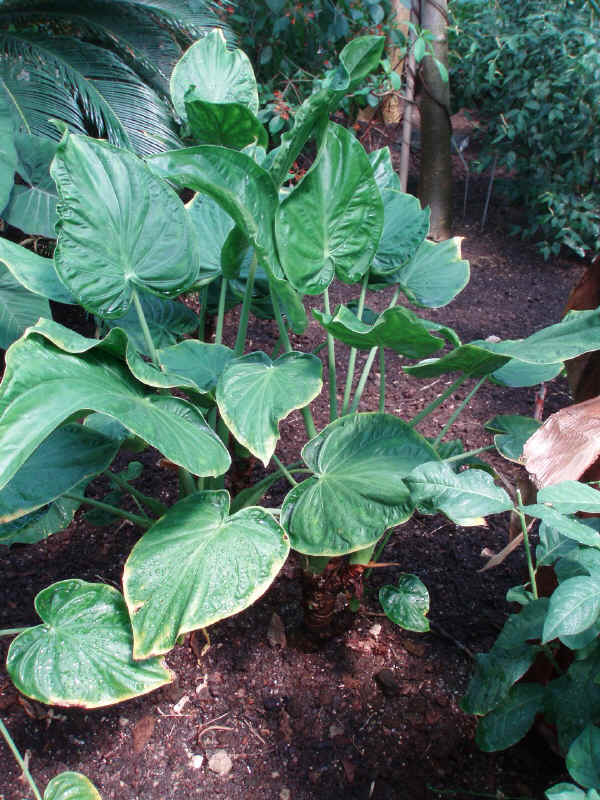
[
  {"x1": 429, "y1": 621, "x2": 475, "y2": 660},
  {"x1": 198, "y1": 725, "x2": 234, "y2": 739}
]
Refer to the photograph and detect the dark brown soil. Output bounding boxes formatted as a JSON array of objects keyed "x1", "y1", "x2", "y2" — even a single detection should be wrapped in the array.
[{"x1": 0, "y1": 121, "x2": 584, "y2": 800}]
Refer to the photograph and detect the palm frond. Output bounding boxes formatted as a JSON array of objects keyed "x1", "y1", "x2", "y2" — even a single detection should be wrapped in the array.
[{"x1": 1, "y1": 33, "x2": 183, "y2": 155}]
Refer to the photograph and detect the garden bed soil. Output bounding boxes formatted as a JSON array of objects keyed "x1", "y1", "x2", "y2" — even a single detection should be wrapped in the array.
[{"x1": 0, "y1": 123, "x2": 585, "y2": 800}]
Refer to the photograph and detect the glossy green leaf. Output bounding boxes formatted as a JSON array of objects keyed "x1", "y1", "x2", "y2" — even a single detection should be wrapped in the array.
[
  {"x1": 0, "y1": 326, "x2": 231, "y2": 490},
  {"x1": 0, "y1": 90, "x2": 17, "y2": 211},
  {"x1": 566, "y1": 724, "x2": 600, "y2": 789},
  {"x1": 312, "y1": 304, "x2": 445, "y2": 357},
  {"x1": 408, "y1": 310, "x2": 600, "y2": 379},
  {"x1": 462, "y1": 600, "x2": 547, "y2": 715},
  {"x1": 3, "y1": 134, "x2": 58, "y2": 237},
  {"x1": 538, "y1": 482, "x2": 600, "y2": 515},
  {"x1": 7, "y1": 580, "x2": 172, "y2": 707},
  {"x1": 404, "y1": 343, "x2": 510, "y2": 379},
  {"x1": 105, "y1": 293, "x2": 198, "y2": 356},
  {"x1": 276, "y1": 123, "x2": 383, "y2": 294},
  {"x1": 186, "y1": 192, "x2": 232, "y2": 286},
  {"x1": 281, "y1": 413, "x2": 438, "y2": 556},
  {"x1": 546, "y1": 784, "x2": 588, "y2": 800},
  {"x1": 0, "y1": 490, "x2": 83, "y2": 547},
  {"x1": 44, "y1": 771, "x2": 102, "y2": 800},
  {"x1": 542, "y1": 576, "x2": 600, "y2": 643},
  {"x1": 406, "y1": 462, "x2": 513, "y2": 525},
  {"x1": 0, "y1": 265, "x2": 50, "y2": 349},
  {"x1": 487, "y1": 308, "x2": 600, "y2": 367},
  {"x1": 475, "y1": 683, "x2": 545, "y2": 751},
  {"x1": 20, "y1": 318, "x2": 199, "y2": 392},
  {"x1": 216, "y1": 351, "x2": 322, "y2": 465},
  {"x1": 158, "y1": 341, "x2": 235, "y2": 396},
  {"x1": 269, "y1": 36, "x2": 385, "y2": 186},
  {"x1": 485, "y1": 415, "x2": 541, "y2": 462},
  {"x1": 523, "y1": 505, "x2": 600, "y2": 548},
  {"x1": 185, "y1": 94, "x2": 267, "y2": 150},
  {"x1": 170, "y1": 30, "x2": 259, "y2": 119},
  {"x1": 545, "y1": 648, "x2": 600, "y2": 753},
  {"x1": 368, "y1": 148, "x2": 430, "y2": 274},
  {"x1": 124, "y1": 491, "x2": 290, "y2": 658},
  {"x1": 0, "y1": 238, "x2": 73, "y2": 304},
  {"x1": 149, "y1": 146, "x2": 282, "y2": 279},
  {"x1": 0, "y1": 424, "x2": 118, "y2": 524},
  {"x1": 51, "y1": 133, "x2": 201, "y2": 317},
  {"x1": 379, "y1": 573, "x2": 430, "y2": 632},
  {"x1": 394, "y1": 237, "x2": 469, "y2": 308},
  {"x1": 490, "y1": 359, "x2": 563, "y2": 388}
]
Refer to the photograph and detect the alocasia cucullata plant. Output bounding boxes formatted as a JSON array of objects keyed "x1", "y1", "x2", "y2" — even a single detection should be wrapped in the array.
[{"x1": 2, "y1": 30, "x2": 600, "y2": 749}]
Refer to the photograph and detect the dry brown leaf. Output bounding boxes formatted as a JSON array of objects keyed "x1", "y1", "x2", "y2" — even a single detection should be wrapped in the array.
[
  {"x1": 267, "y1": 612, "x2": 286, "y2": 649},
  {"x1": 523, "y1": 396, "x2": 600, "y2": 487},
  {"x1": 132, "y1": 714, "x2": 155, "y2": 753}
]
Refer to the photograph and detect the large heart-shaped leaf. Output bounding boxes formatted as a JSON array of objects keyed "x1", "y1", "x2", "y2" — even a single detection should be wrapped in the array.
[
  {"x1": 124, "y1": 491, "x2": 290, "y2": 658},
  {"x1": 3, "y1": 134, "x2": 58, "y2": 238},
  {"x1": 45, "y1": 772, "x2": 101, "y2": 800},
  {"x1": 368, "y1": 148, "x2": 430, "y2": 274},
  {"x1": 170, "y1": 30, "x2": 259, "y2": 119},
  {"x1": 216, "y1": 351, "x2": 322, "y2": 465},
  {"x1": 0, "y1": 424, "x2": 119, "y2": 524},
  {"x1": 0, "y1": 327, "x2": 230, "y2": 490},
  {"x1": 51, "y1": 133, "x2": 201, "y2": 318},
  {"x1": 158, "y1": 341, "x2": 235, "y2": 396},
  {"x1": 149, "y1": 146, "x2": 282, "y2": 279},
  {"x1": 275, "y1": 123, "x2": 383, "y2": 294},
  {"x1": 185, "y1": 93, "x2": 268, "y2": 150},
  {"x1": 22, "y1": 318, "x2": 200, "y2": 393},
  {"x1": 394, "y1": 237, "x2": 470, "y2": 308},
  {"x1": 379, "y1": 573, "x2": 430, "y2": 632},
  {"x1": 186, "y1": 191, "x2": 233, "y2": 285},
  {"x1": 104, "y1": 293, "x2": 199, "y2": 356},
  {"x1": 485, "y1": 415, "x2": 541, "y2": 462},
  {"x1": 0, "y1": 238, "x2": 73, "y2": 304},
  {"x1": 406, "y1": 462, "x2": 513, "y2": 526},
  {"x1": 0, "y1": 491, "x2": 83, "y2": 547},
  {"x1": 281, "y1": 413, "x2": 438, "y2": 556},
  {"x1": 0, "y1": 85, "x2": 18, "y2": 210},
  {"x1": 7, "y1": 580, "x2": 172, "y2": 707},
  {"x1": 312, "y1": 304, "x2": 446, "y2": 357},
  {"x1": 0, "y1": 265, "x2": 50, "y2": 349}
]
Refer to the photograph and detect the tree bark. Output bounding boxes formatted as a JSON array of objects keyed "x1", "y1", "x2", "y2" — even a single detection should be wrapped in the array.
[
  {"x1": 418, "y1": 0, "x2": 452, "y2": 241},
  {"x1": 382, "y1": 0, "x2": 411, "y2": 124}
]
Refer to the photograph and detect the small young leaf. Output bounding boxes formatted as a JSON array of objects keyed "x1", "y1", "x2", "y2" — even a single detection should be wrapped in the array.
[
  {"x1": 485, "y1": 414, "x2": 541, "y2": 462},
  {"x1": 379, "y1": 574, "x2": 430, "y2": 632},
  {"x1": 45, "y1": 771, "x2": 102, "y2": 800}
]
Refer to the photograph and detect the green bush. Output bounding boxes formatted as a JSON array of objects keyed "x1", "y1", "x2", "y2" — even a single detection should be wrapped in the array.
[{"x1": 449, "y1": 0, "x2": 600, "y2": 260}]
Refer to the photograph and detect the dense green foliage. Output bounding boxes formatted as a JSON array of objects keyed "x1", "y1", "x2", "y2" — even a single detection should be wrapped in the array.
[
  {"x1": 450, "y1": 0, "x2": 600, "y2": 259},
  {"x1": 2, "y1": 25, "x2": 600, "y2": 798}
]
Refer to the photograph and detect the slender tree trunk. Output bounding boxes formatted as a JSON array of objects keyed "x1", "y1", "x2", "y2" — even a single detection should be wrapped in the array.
[
  {"x1": 418, "y1": 0, "x2": 452, "y2": 240},
  {"x1": 382, "y1": 0, "x2": 411, "y2": 124}
]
